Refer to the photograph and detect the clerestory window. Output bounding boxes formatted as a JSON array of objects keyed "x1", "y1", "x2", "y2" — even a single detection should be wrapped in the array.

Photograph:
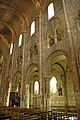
[
  {"x1": 48, "y1": 3, "x2": 55, "y2": 20},
  {"x1": 18, "y1": 34, "x2": 22, "y2": 47},
  {"x1": 10, "y1": 43, "x2": 13, "y2": 55},
  {"x1": 31, "y1": 21, "x2": 35, "y2": 36}
]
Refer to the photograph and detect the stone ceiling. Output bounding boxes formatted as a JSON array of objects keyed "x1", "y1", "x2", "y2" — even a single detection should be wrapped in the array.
[{"x1": 0, "y1": 0, "x2": 53, "y2": 52}]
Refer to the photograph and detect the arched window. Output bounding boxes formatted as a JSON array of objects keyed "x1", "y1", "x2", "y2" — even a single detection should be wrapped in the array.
[
  {"x1": 34, "y1": 81, "x2": 39, "y2": 95},
  {"x1": 18, "y1": 34, "x2": 22, "y2": 47},
  {"x1": 50, "y1": 77, "x2": 57, "y2": 93},
  {"x1": 31, "y1": 21, "x2": 35, "y2": 36},
  {"x1": 10, "y1": 43, "x2": 13, "y2": 55},
  {"x1": 48, "y1": 3, "x2": 55, "y2": 20}
]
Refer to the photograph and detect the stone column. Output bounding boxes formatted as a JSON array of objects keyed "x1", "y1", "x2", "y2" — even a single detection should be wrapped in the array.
[
  {"x1": 21, "y1": 32, "x2": 26, "y2": 107},
  {"x1": 1, "y1": 55, "x2": 9, "y2": 105},
  {"x1": 61, "y1": 76, "x2": 68, "y2": 111},
  {"x1": 44, "y1": 77, "x2": 51, "y2": 111},
  {"x1": 24, "y1": 83, "x2": 29, "y2": 108},
  {"x1": 39, "y1": 14, "x2": 44, "y2": 110},
  {"x1": 44, "y1": 77, "x2": 47, "y2": 110},
  {"x1": 0, "y1": 88, "x2": 4, "y2": 105},
  {"x1": 75, "y1": 91, "x2": 80, "y2": 118},
  {"x1": 11, "y1": 43, "x2": 16, "y2": 92}
]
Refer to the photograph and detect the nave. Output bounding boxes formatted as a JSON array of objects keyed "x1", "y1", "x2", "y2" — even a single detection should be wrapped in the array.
[{"x1": 0, "y1": 0, "x2": 80, "y2": 119}]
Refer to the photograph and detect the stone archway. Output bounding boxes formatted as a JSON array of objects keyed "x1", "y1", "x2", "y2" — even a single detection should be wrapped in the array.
[
  {"x1": 9, "y1": 72, "x2": 22, "y2": 107},
  {"x1": 46, "y1": 54, "x2": 76, "y2": 111},
  {"x1": 25, "y1": 64, "x2": 40, "y2": 109},
  {"x1": 48, "y1": 55, "x2": 67, "y2": 110}
]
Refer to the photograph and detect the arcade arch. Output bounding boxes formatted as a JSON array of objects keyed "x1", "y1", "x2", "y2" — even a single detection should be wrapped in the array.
[
  {"x1": 26, "y1": 65, "x2": 40, "y2": 109},
  {"x1": 46, "y1": 54, "x2": 76, "y2": 110}
]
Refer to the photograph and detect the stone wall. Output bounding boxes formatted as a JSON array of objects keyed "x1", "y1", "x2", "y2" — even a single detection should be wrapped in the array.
[{"x1": 1, "y1": 0, "x2": 80, "y2": 112}]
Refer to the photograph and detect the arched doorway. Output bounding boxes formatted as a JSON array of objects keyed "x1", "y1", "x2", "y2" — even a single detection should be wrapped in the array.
[
  {"x1": 10, "y1": 72, "x2": 22, "y2": 107},
  {"x1": 48, "y1": 54, "x2": 76, "y2": 111},
  {"x1": 26, "y1": 65, "x2": 40, "y2": 109}
]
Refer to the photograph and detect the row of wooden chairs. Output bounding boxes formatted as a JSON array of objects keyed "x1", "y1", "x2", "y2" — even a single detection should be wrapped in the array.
[
  {"x1": 0, "y1": 106, "x2": 48, "y2": 120},
  {"x1": 49, "y1": 109, "x2": 78, "y2": 120},
  {"x1": 0, "y1": 106, "x2": 78, "y2": 120}
]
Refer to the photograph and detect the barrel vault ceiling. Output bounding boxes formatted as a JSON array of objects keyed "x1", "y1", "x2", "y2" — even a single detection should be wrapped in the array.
[{"x1": 0, "y1": 0, "x2": 53, "y2": 52}]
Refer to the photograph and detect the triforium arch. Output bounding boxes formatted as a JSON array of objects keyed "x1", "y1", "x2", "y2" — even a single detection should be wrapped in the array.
[
  {"x1": 44, "y1": 51, "x2": 76, "y2": 111},
  {"x1": 25, "y1": 64, "x2": 40, "y2": 109}
]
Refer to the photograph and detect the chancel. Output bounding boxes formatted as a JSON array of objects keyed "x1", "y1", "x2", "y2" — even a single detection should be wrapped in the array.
[{"x1": 0, "y1": 0, "x2": 80, "y2": 119}]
